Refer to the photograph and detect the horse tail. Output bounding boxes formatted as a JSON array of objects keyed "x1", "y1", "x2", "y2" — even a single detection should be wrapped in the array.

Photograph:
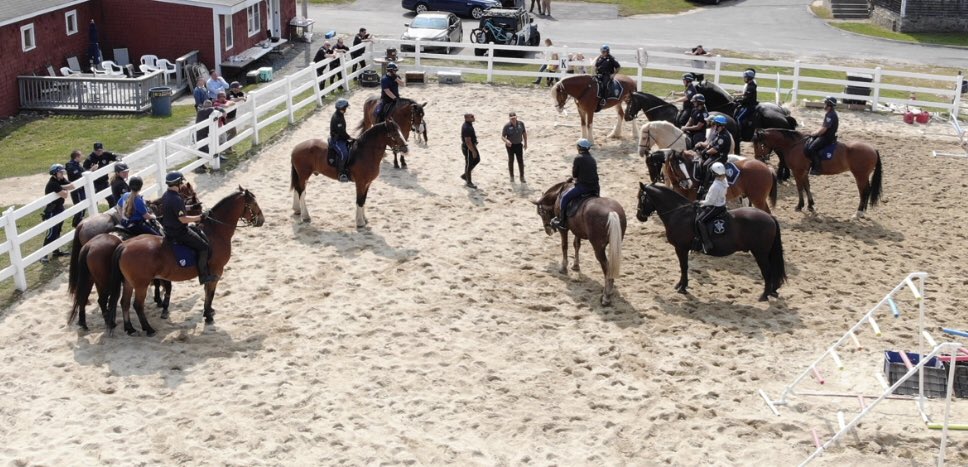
[
  {"x1": 867, "y1": 150, "x2": 883, "y2": 208},
  {"x1": 606, "y1": 212, "x2": 622, "y2": 281},
  {"x1": 105, "y1": 243, "x2": 127, "y2": 327},
  {"x1": 785, "y1": 116, "x2": 798, "y2": 129},
  {"x1": 767, "y1": 216, "x2": 787, "y2": 292},
  {"x1": 67, "y1": 230, "x2": 83, "y2": 295},
  {"x1": 769, "y1": 169, "x2": 778, "y2": 208},
  {"x1": 68, "y1": 245, "x2": 92, "y2": 326},
  {"x1": 290, "y1": 164, "x2": 302, "y2": 196}
]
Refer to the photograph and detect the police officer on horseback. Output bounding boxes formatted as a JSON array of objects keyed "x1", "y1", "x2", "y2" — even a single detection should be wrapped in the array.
[
  {"x1": 695, "y1": 162, "x2": 728, "y2": 255},
  {"x1": 550, "y1": 138, "x2": 600, "y2": 232},
  {"x1": 377, "y1": 62, "x2": 404, "y2": 123},
  {"x1": 675, "y1": 73, "x2": 699, "y2": 127},
  {"x1": 331, "y1": 98, "x2": 356, "y2": 183},
  {"x1": 734, "y1": 69, "x2": 758, "y2": 131},
  {"x1": 160, "y1": 171, "x2": 217, "y2": 285},
  {"x1": 805, "y1": 96, "x2": 839, "y2": 175},
  {"x1": 694, "y1": 115, "x2": 732, "y2": 197},
  {"x1": 682, "y1": 94, "x2": 709, "y2": 149},
  {"x1": 594, "y1": 45, "x2": 620, "y2": 109}
]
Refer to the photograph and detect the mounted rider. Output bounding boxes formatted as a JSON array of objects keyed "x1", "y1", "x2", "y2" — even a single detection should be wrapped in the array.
[
  {"x1": 734, "y1": 69, "x2": 758, "y2": 132},
  {"x1": 160, "y1": 171, "x2": 217, "y2": 285},
  {"x1": 695, "y1": 162, "x2": 728, "y2": 254},
  {"x1": 675, "y1": 73, "x2": 699, "y2": 127},
  {"x1": 377, "y1": 62, "x2": 404, "y2": 123},
  {"x1": 550, "y1": 138, "x2": 600, "y2": 232},
  {"x1": 330, "y1": 98, "x2": 356, "y2": 183},
  {"x1": 117, "y1": 176, "x2": 160, "y2": 237},
  {"x1": 594, "y1": 45, "x2": 621, "y2": 109},
  {"x1": 805, "y1": 96, "x2": 839, "y2": 175},
  {"x1": 681, "y1": 94, "x2": 709, "y2": 150},
  {"x1": 693, "y1": 115, "x2": 733, "y2": 197}
]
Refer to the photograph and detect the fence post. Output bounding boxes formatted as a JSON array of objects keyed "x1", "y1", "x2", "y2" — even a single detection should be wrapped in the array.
[
  {"x1": 415, "y1": 40, "x2": 422, "y2": 67},
  {"x1": 286, "y1": 77, "x2": 295, "y2": 124},
  {"x1": 341, "y1": 57, "x2": 351, "y2": 93},
  {"x1": 952, "y1": 73, "x2": 963, "y2": 122},
  {"x1": 791, "y1": 60, "x2": 801, "y2": 105},
  {"x1": 82, "y1": 172, "x2": 99, "y2": 217},
  {"x1": 713, "y1": 55, "x2": 722, "y2": 85},
  {"x1": 4, "y1": 207, "x2": 27, "y2": 291},
  {"x1": 208, "y1": 115, "x2": 220, "y2": 170},
  {"x1": 250, "y1": 92, "x2": 260, "y2": 145},
  {"x1": 154, "y1": 139, "x2": 167, "y2": 198},
  {"x1": 870, "y1": 66, "x2": 882, "y2": 111},
  {"x1": 486, "y1": 45, "x2": 494, "y2": 83},
  {"x1": 312, "y1": 61, "x2": 323, "y2": 107}
]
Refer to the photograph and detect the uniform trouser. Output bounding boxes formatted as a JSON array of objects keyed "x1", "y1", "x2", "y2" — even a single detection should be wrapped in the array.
[
  {"x1": 351, "y1": 54, "x2": 365, "y2": 73},
  {"x1": 70, "y1": 190, "x2": 86, "y2": 227},
  {"x1": 462, "y1": 144, "x2": 480, "y2": 183},
  {"x1": 169, "y1": 228, "x2": 212, "y2": 278},
  {"x1": 125, "y1": 220, "x2": 161, "y2": 237},
  {"x1": 332, "y1": 139, "x2": 350, "y2": 173},
  {"x1": 676, "y1": 107, "x2": 693, "y2": 127},
  {"x1": 506, "y1": 143, "x2": 524, "y2": 178},
  {"x1": 559, "y1": 185, "x2": 597, "y2": 226},
  {"x1": 805, "y1": 136, "x2": 834, "y2": 168},
  {"x1": 685, "y1": 131, "x2": 705, "y2": 150},
  {"x1": 378, "y1": 100, "x2": 396, "y2": 123},
  {"x1": 696, "y1": 205, "x2": 727, "y2": 251},
  {"x1": 735, "y1": 105, "x2": 753, "y2": 125},
  {"x1": 597, "y1": 75, "x2": 612, "y2": 100},
  {"x1": 42, "y1": 210, "x2": 64, "y2": 248}
]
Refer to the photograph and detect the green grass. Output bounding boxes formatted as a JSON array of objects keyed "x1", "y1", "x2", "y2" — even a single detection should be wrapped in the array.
[
  {"x1": 559, "y1": 0, "x2": 697, "y2": 15},
  {"x1": 830, "y1": 22, "x2": 968, "y2": 48},
  {"x1": 307, "y1": 0, "x2": 354, "y2": 4}
]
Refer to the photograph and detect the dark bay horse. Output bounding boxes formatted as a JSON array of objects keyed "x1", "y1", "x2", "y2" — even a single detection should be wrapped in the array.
[
  {"x1": 291, "y1": 118, "x2": 409, "y2": 227},
  {"x1": 67, "y1": 182, "x2": 200, "y2": 324},
  {"x1": 103, "y1": 187, "x2": 265, "y2": 336},
  {"x1": 534, "y1": 180, "x2": 626, "y2": 306},
  {"x1": 358, "y1": 97, "x2": 426, "y2": 169},
  {"x1": 664, "y1": 152, "x2": 777, "y2": 214},
  {"x1": 68, "y1": 232, "x2": 124, "y2": 332},
  {"x1": 752, "y1": 128, "x2": 883, "y2": 218},
  {"x1": 636, "y1": 183, "x2": 786, "y2": 301},
  {"x1": 552, "y1": 74, "x2": 637, "y2": 145},
  {"x1": 624, "y1": 91, "x2": 741, "y2": 154}
]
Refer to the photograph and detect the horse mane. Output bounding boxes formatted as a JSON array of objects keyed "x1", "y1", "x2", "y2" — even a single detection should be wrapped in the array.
[
  {"x1": 357, "y1": 120, "x2": 398, "y2": 149},
  {"x1": 540, "y1": 180, "x2": 571, "y2": 205},
  {"x1": 207, "y1": 189, "x2": 244, "y2": 215},
  {"x1": 646, "y1": 183, "x2": 690, "y2": 206},
  {"x1": 772, "y1": 128, "x2": 804, "y2": 140}
]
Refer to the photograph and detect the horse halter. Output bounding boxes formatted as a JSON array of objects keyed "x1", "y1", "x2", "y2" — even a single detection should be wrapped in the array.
[
  {"x1": 205, "y1": 192, "x2": 259, "y2": 227},
  {"x1": 553, "y1": 83, "x2": 569, "y2": 111}
]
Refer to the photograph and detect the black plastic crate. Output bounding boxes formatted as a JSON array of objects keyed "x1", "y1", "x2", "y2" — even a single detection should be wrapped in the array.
[
  {"x1": 943, "y1": 360, "x2": 968, "y2": 398},
  {"x1": 883, "y1": 351, "x2": 947, "y2": 398}
]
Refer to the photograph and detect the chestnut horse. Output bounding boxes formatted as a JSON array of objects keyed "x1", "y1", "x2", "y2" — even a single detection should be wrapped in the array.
[
  {"x1": 291, "y1": 118, "x2": 408, "y2": 227},
  {"x1": 102, "y1": 187, "x2": 265, "y2": 336},
  {"x1": 663, "y1": 151, "x2": 777, "y2": 214},
  {"x1": 636, "y1": 183, "x2": 786, "y2": 301},
  {"x1": 752, "y1": 128, "x2": 883, "y2": 218},
  {"x1": 533, "y1": 180, "x2": 626, "y2": 306},
  {"x1": 552, "y1": 74, "x2": 636, "y2": 145},
  {"x1": 67, "y1": 182, "x2": 200, "y2": 317},
  {"x1": 358, "y1": 97, "x2": 426, "y2": 169}
]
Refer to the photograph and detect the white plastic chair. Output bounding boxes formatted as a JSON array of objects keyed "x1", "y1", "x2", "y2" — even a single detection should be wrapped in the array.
[
  {"x1": 100, "y1": 60, "x2": 126, "y2": 76},
  {"x1": 140, "y1": 55, "x2": 159, "y2": 71},
  {"x1": 60, "y1": 67, "x2": 77, "y2": 76},
  {"x1": 155, "y1": 58, "x2": 177, "y2": 84}
]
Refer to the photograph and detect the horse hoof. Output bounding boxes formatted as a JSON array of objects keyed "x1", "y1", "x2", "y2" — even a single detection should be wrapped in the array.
[
  {"x1": 204, "y1": 316, "x2": 214, "y2": 325},
  {"x1": 301, "y1": 217, "x2": 311, "y2": 224},
  {"x1": 559, "y1": 267, "x2": 568, "y2": 275},
  {"x1": 160, "y1": 310, "x2": 170, "y2": 320},
  {"x1": 769, "y1": 291, "x2": 780, "y2": 298},
  {"x1": 676, "y1": 287, "x2": 688, "y2": 295},
  {"x1": 125, "y1": 328, "x2": 139, "y2": 336},
  {"x1": 795, "y1": 206, "x2": 803, "y2": 212},
  {"x1": 571, "y1": 264, "x2": 581, "y2": 272},
  {"x1": 601, "y1": 297, "x2": 611, "y2": 306},
  {"x1": 145, "y1": 329, "x2": 156, "y2": 337},
  {"x1": 77, "y1": 324, "x2": 89, "y2": 333},
  {"x1": 759, "y1": 294, "x2": 769, "y2": 302},
  {"x1": 393, "y1": 163, "x2": 400, "y2": 169},
  {"x1": 808, "y1": 206, "x2": 816, "y2": 213},
  {"x1": 154, "y1": 299, "x2": 164, "y2": 307}
]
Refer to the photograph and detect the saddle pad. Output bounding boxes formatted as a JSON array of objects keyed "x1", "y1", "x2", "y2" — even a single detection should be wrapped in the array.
[
  {"x1": 820, "y1": 142, "x2": 838, "y2": 160},
  {"x1": 564, "y1": 193, "x2": 596, "y2": 218},
  {"x1": 606, "y1": 80, "x2": 623, "y2": 99},
  {"x1": 724, "y1": 162, "x2": 740, "y2": 186},
  {"x1": 171, "y1": 243, "x2": 197, "y2": 268}
]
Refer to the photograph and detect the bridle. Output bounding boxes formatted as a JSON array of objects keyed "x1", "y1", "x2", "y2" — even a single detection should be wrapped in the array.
[
  {"x1": 384, "y1": 120, "x2": 409, "y2": 153},
  {"x1": 553, "y1": 82, "x2": 569, "y2": 111},
  {"x1": 204, "y1": 192, "x2": 259, "y2": 227},
  {"x1": 637, "y1": 189, "x2": 694, "y2": 219}
]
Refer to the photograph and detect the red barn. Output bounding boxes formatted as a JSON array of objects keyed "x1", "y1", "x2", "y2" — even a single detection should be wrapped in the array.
[{"x1": 1, "y1": 0, "x2": 297, "y2": 118}]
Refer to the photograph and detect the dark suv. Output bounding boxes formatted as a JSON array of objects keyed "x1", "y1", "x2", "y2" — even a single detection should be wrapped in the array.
[{"x1": 469, "y1": 8, "x2": 540, "y2": 56}]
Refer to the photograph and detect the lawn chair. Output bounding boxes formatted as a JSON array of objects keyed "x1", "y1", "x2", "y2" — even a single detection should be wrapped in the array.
[
  {"x1": 140, "y1": 55, "x2": 159, "y2": 72},
  {"x1": 94, "y1": 60, "x2": 125, "y2": 77},
  {"x1": 67, "y1": 56, "x2": 82, "y2": 73},
  {"x1": 155, "y1": 58, "x2": 177, "y2": 84},
  {"x1": 113, "y1": 48, "x2": 130, "y2": 66},
  {"x1": 60, "y1": 67, "x2": 78, "y2": 76}
]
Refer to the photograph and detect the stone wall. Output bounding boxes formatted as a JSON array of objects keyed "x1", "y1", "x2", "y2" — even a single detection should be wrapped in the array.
[{"x1": 871, "y1": 0, "x2": 968, "y2": 32}]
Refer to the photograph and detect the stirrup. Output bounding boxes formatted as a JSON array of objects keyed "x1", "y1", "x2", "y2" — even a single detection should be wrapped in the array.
[{"x1": 338, "y1": 173, "x2": 350, "y2": 183}]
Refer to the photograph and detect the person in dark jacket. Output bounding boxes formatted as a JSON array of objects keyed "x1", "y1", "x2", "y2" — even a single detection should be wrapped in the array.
[
  {"x1": 682, "y1": 94, "x2": 709, "y2": 149},
  {"x1": 313, "y1": 41, "x2": 336, "y2": 90},
  {"x1": 84, "y1": 142, "x2": 119, "y2": 198},
  {"x1": 160, "y1": 171, "x2": 217, "y2": 285},
  {"x1": 550, "y1": 138, "x2": 600, "y2": 232},
  {"x1": 460, "y1": 113, "x2": 480, "y2": 189},
  {"x1": 108, "y1": 162, "x2": 130, "y2": 209},
  {"x1": 805, "y1": 96, "x2": 839, "y2": 175},
  {"x1": 41, "y1": 164, "x2": 75, "y2": 262},
  {"x1": 65, "y1": 149, "x2": 86, "y2": 227},
  {"x1": 674, "y1": 73, "x2": 698, "y2": 127},
  {"x1": 351, "y1": 28, "x2": 372, "y2": 73},
  {"x1": 594, "y1": 45, "x2": 620, "y2": 108},
  {"x1": 734, "y1": 69, "x2": 758, "y2": 130},
  {"x1": 330, "y1": 98, "x2": 356, "y2": 182},
  {"x1": 378, "y1": 62, "x2": 404, "y2": 123}
]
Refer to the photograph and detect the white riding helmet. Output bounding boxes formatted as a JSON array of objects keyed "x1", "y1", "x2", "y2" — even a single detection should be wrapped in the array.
[{"x1": 711, "y1": 162, "x2": 727, "y2": 175}]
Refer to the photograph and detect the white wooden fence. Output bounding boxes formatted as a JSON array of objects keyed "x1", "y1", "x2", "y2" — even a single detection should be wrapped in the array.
[{"x1": 1, "y1": 38, "x2": 963, "y2": 291}]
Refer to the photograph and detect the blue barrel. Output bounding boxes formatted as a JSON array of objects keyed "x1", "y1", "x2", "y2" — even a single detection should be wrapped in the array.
[{"x1": 149, "y1": 86, "x2": 172, "y2": 117}]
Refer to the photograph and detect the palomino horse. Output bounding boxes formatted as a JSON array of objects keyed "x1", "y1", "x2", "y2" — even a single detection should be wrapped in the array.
[
  {"x1": 533, "y1": 180, "x2": 626, "y2": 306},
  {"x1": 637, "y1": 121, "x2": 688, "y2": 183},
  {"x1": 103, "y1": 187, "x2": 265, "y2": 336},
  {"x1": 552, "y1": 74, "x2": 636, "y2": 145},
  {"x1": 664, "y1": 151, "x2": 777, "y2": 214},
  {"x1": 625, "y1": 91, "x2": 741, "y2": 154},
  {"x1": 358, "y1": 97, "x2": 426, "y2": 169},
  {"x1": 752, "y1": 128, "x2": 883, "y2": 218},
  {"x1": 636, "y1": 183, "x2": 786, "y2": 301},
  {"x1": 68, "y1": 182, "x2": 200, "y2": 318},
  {"x1": 291, "y1": 118, "x2": 409, "y2": 227}
]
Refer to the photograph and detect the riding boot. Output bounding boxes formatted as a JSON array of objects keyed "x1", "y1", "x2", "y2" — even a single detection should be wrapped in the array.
[
  {"x1": 699, "y1": 223, "x2": 713, "y2": 254},
  {"x1": 337, "y1": 157, "x2": 349, "y2": 183},
  {"x1": 810, "y1": 153, "x2": 823, "y2": 175},
  {"x1": 196, "y1": 249, "x2": 217, "y2": 285}
]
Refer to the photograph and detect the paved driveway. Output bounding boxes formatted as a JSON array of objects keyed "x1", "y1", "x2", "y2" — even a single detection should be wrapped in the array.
[{"x1": 307, "y1": 0, "x2": 968, "y2": 69}]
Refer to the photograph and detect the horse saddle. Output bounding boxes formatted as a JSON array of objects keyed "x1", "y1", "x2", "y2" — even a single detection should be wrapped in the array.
[
  {"x1": 819, "y1": 140, "x2": 839, "y2": 160},
  {"x1": 598, "y1": 78, "x2": 623, "y2": 100},
  {"x1": 327, "y1": 139, "x2": 353, "y2": 167},
  {"x1": 168, "y1": 241, "x2": 197, "y2": 268},
  {"x1": 559, "y1": 192, "x2": 596, "y2": 218}
]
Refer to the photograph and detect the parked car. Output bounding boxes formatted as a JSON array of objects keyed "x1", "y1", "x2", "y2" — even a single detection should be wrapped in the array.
[
  {"x1": 401, "y1": 12, "x2": 463, "y2": 53},
  {"x1": 401, "y1": 0, "x2": 502, "y2": 19},
  {"x1": 469, "y1": 8, "x2": 540, "y2": 56}
]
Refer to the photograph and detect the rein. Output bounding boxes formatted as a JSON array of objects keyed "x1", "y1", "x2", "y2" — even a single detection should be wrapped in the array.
[{"x1": 204, "y1": 195, "x2": 256, "y2": 227}]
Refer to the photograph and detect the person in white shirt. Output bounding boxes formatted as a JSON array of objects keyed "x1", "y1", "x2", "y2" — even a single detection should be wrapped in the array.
[
  {"x1": 696, "y1": 162, "x2": 728, "y2": 254},
  {"x1": 206, "y1": 70, "x2": 230, "y2": 100}
]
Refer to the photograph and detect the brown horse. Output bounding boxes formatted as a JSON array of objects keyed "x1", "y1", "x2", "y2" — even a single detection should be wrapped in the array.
[
  {"x1": 358, "y1": 97, "x2": 426, "y2": 169},
  {"x1": 551, "y1": 74, "x2": 636, "y2": 145},
  {"x1": 67, "y1": 182, "x2": 200, "y2": 312},
  {"x1": 291, "y1": 118, "x2": 408, "y2": 227},
  {"x1": 103, "y1": 187, "x2": 265, "y2": 336},
  {"x1": 68, "y1": 232, "x2": 124, "y2": 332},
  {"x1": 636, "y1": 183, "x2": 786, "y2": 301},
  {"x1": 664, "y1": 152, "x2": 777, "y2": 214},
  {"x1": 533, "y1": 180, "x2": 626, "y2": 306},
  {"x1": 752, "y1": 128, "x2": 883, "y2": 218}
]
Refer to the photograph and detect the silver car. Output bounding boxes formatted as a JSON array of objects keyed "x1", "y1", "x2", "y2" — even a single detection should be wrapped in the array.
[{"x1": 401, "y1": 12, "x2": 463, "y2": 54}]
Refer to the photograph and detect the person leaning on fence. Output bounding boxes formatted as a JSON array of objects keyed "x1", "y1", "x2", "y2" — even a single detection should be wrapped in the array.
[
  {"x1": 40, "y1": 164, "x2": 75, "y2": 263},
  {"x1": 65, "y1": 149, "x2": 86, "y2": 228},
  {"x1": 502, "y1": 112, "x2": 528, "y2": 183},
  {"x1": 117, "y1": 176, "x2": 160, "y2": 236},
  {"x1": 195, "y1": 100, "x2": 226, "y2": 160},
  {"x1": 533, "y1": 39, "x2": 559, "y2": 86},
  {"x1": 332, "y1": 37, "x2": 351, "y2": 84},
  {"x1": 108, "y1": 162, "x2": 130, "y2": 209},
  {"x1": 313, "y1": 41, "x2": 336, "y2": 90},
  {"x1": 351, "y1": 28, "x2": 373, "y2": 73},
  {"x1": 84, "y1": 142, "x2": 119, "y2": 196}
]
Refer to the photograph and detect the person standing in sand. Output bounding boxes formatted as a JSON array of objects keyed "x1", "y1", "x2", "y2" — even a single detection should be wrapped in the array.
[
  {"x1": 461, "y1": 113, "x2": 480, "y2": 189},
  {"x1": 501, "y1": 112, "x2": 528, "y2": 183}
]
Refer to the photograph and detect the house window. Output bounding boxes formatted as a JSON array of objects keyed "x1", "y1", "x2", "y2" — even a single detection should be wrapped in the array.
[
  {"x1": 224, "y1": 15, "x2": 234, "y2": 50},
  {"x1": 21, "y1": 24, "x2": 35, "y2": 52},
  {"x1": 247, "y1": 5, "x2": 261, "y2": 36},
  {"x1": 65, "y1": 10, "x2": 78, "y2": 35}
]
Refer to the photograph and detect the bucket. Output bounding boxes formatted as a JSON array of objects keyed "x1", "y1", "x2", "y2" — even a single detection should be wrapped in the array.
[
  {"x1": 916, "y1": 111, "x2": 930, "y2": 124},
  {"x1": 903, "y1": 111, "x2": 914, "y2": 124}
]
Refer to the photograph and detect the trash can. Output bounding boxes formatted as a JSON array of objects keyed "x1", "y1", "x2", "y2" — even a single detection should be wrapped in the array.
[{"x1": 149, "y1": 87, "x2": 172, "y2": 117}]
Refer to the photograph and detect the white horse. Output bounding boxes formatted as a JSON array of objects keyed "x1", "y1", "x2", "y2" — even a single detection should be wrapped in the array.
[{"x1": 638, "y1": 121, "x2": 745, "y2": 185}]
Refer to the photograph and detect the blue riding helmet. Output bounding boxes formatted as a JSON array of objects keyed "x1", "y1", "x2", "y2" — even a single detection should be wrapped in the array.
[
  {"x1": 335, "y1": 98, "x2": 350, "y2": 110},
  {"x1": 824, "y1": 96, "x2": 837, "y2": 107},
  {"x1": 165, "y1": 171, "x2": 185, "y2": 186},
  {"x1": 691, "y1": 94, "x2": 706, "y2": 103},
  {"x1": 114, "y1": 162, "x2": 129, "y2": 173},
  {"x1": 577, "y1": 138, "x2": 593, "y2": 149},
  {"x1": 743, "y1": 69, "x2": 755, "y2": 79},
  {"x1": 711, "y1": 115, "x2": 728, "y2": 125},
  {"x1": 682, "y1": 73, "x2": 695, "y2": 82},
  {"x1": 386, "y1": 62, "x2": 399, "y2": 71},
  {"x1": 128, "y1": 176, "x2": 144, "y2": 191},
  {"x1": 49, "y1": 163, "x2": 65, "y2": 175},
  {"x1": 600, "y1": 45, "x2": 610, "y2": 52}
]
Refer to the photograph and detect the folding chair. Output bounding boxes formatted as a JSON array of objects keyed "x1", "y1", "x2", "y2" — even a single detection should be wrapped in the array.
[
  {"x1": 113, "y1": 48, "x2": 130, "y2": 66},
  {"x1": 67, "y1": 56, "x2": 82, "y2": 73}
]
